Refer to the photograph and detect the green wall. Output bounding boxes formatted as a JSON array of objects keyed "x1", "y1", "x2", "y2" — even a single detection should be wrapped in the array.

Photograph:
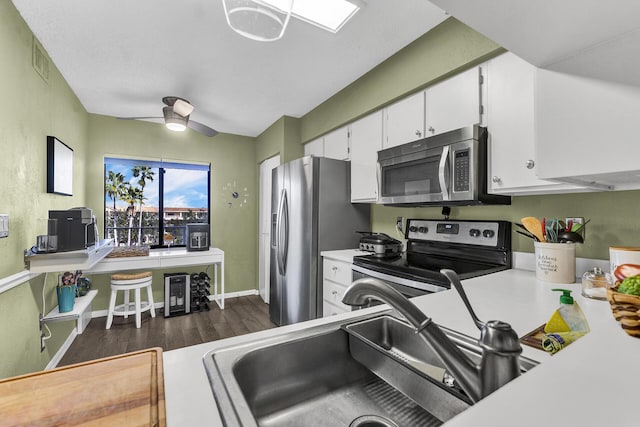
[
  {"x1": 256, "y1": 115, "x2": 302, "y2": 164},
  {"x1": 0, "y1": 2, "x2": 89, "y2": 378}
]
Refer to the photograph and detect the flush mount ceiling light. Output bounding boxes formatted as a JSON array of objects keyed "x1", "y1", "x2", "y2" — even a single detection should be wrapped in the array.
[
  {"x1": 163, "y1": 107, "x2": 188, "y2": 132},
  {"x1": 222, "y1": 0, "x2": 361, "y2": 41}
]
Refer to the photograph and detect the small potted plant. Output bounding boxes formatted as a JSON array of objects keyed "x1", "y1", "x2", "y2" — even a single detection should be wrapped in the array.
[{"x1": 57, "y1": 270, "x2": 80, "y2": 313}]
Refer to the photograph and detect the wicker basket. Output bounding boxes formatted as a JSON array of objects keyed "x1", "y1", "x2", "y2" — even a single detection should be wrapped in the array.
[
  {"x1": 607, "y1": 286, "x2": 640, "y2": 337},
  {"x1": 106, "y1": 246, "x2": 150, "y2": 258}
]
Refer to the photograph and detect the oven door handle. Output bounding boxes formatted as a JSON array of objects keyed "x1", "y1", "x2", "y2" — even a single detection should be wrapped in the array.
[{"x1": 438, "y1": 145, "x2": 450, "y2": 201}]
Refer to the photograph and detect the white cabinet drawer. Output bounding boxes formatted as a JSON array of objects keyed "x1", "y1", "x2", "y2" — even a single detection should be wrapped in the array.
[
  {"x1": 323, "y1": 299, "x2": 350, "y2": 317},
  {"x1": 323, "y1": 279, "x2": 350, "y2": 309},
  {"x1": 323, "y1": 258, "x2": 352, "y2": 286}
]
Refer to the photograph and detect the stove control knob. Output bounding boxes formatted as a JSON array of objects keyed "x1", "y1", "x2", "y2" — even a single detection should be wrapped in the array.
[
  {"x1": 483, "y1": 229, "x2": 495, "y2": 238},
  {"x1": 409, "y1": 226, "x2": 418, "y2": 233},
  {"x1": 418, "y1": 226, "x2": 428, "y2": 233},
  {"x1": 469, "y1": 228, "x2": 481, "y2": 237}
]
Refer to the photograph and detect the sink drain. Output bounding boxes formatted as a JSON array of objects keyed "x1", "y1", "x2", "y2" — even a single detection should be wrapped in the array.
[{"x1": 349, "y1": 415, "x2": 399, "y2": 427}]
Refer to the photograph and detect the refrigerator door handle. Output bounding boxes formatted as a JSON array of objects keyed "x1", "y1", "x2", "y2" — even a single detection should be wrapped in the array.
[{"x1": 276, "y1": 189, "x2": 289, "y2": 275}]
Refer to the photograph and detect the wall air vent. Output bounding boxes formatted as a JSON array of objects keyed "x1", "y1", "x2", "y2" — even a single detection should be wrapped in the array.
[{"x1": 32, "y1": 36, "x2": 50, "y2": 83}]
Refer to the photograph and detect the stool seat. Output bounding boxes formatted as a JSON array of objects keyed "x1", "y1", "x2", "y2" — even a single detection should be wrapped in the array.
[{"x1": 106, "y1": 271, "x2": 155, "y2": 329}]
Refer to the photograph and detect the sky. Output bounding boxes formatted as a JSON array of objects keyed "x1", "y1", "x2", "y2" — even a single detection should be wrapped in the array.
[{"x1": 104, "y1": 163, "x2": 208, "y2": 210}]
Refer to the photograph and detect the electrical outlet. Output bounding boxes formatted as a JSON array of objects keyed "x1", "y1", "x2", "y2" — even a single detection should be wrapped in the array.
[{"x1": 396, "y1": 216, "x2": 404, "y2": 232}]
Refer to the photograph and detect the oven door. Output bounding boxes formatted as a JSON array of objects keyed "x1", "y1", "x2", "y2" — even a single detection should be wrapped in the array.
[
  {"x1": 351, "y1": 265, "x2": 447, "y2": 309},
  {"x1": 377, "y1": 144, "x2": 450, "y2": 205}
]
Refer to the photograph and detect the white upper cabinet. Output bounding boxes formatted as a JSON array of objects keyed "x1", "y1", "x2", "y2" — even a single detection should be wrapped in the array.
[
  {"x1": 486, "y1": 52, "x2": 585, "y2": 195},
  {"x1": 304, "y1": 137, "x2": 324, "y2": 157},
  {"x1": 535, "y1": 68, "x2": 640, "y2": 190},
  {"x1": 349, "y1": 111, "x2": 383, "y2": 203},
  {"x1": 323, "y1": 126, "x2": 350, "y2": 160},
  {"x1": 425, "y1": 66, "x2": 482, "y2": 137},
  {"x1": 382, "y1": 91, "x2": 425, "y2": 149}
]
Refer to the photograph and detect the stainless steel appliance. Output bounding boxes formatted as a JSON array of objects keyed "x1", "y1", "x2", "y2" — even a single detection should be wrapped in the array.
[
  {"x1": 186, "y1": 223, "x2": 209, "y2": 251},
  {"x1": 377, "y1": 125, "x2": 510, "y2": 206},
  {"x1": 164, "y1": 273, "x2": 190, "y2": 317},
  {"x1": 358, "y1": 232, "x2": 402, "y2": 258},
  {"x1": 352, "y1": 219, "x2": 511, "y2": 300},
  {"x1": 47, "y1": 207, "x2": 97, "y2": 252},
  {"x1": 270, "y1": 156, "x2": 370, "y2": 326}
]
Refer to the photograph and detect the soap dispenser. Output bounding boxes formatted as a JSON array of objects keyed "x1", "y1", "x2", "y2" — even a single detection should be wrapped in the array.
[
  {"x1": 542, "y1": 289, "x2": 590, "y2": 354},
  {"x1": 545, "y1": 289, "x2": 590, "y2": 333}
]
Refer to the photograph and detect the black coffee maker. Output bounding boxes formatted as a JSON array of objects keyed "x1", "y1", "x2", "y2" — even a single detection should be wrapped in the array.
[{"x1": 48, "y1": 207, "x2": 97, "y2": 252}]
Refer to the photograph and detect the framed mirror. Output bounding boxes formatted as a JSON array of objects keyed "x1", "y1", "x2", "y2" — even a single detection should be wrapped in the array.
[{"x1": 47, "y1": 136, "x2": 73, "y2": 196}]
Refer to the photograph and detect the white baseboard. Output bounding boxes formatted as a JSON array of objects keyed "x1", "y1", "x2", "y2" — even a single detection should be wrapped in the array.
[
  {"x1": 208, "y1": 288, "x2": 258, "y2": 301},
  {"x1": 45, "y1": 328, "x2": 77, "y2": 370}
]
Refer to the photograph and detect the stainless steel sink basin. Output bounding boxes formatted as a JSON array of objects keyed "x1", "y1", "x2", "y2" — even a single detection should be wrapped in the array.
[{"x1": 203, "y1": 313, "x2": 537, "y2": 427}]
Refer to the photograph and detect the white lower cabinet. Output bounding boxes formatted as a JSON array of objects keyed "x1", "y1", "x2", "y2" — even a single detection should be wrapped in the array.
[
  {"x1": 322, "y1": 257, "x2": 354, "y2": 316},
  {"x1": 486, "y1": 52, "x2": 586, "y2": 195}
]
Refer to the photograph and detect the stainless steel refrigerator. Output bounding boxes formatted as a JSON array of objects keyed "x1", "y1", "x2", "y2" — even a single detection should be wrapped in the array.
[{"x1": 269, "y1": 156, "x2": 370, "y2": 326}]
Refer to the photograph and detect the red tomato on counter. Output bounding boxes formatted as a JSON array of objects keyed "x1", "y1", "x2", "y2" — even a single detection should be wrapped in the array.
[{"x1": 613, "y1": 264, "x2": 640, "y2": 281}]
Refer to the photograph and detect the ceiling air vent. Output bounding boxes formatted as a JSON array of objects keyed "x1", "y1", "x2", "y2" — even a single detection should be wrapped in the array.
[{"x1": 32, "y1": 36, "x2": 50, "y2": 82}]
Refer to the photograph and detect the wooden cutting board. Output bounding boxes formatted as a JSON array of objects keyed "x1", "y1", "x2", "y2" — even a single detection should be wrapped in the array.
[{"x1": 0, "y1": 347, "x2": 165, "y2": 426}]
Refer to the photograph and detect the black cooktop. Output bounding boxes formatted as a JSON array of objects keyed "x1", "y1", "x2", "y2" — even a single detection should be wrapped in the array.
[{"x1": 352, "y1": 219, "x2": 512, "y2": 288}]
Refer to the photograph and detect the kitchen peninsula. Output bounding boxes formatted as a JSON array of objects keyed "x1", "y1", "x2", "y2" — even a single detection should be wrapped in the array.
[{"x1": 163, "y1": 266, "x2": 638, "y2": 427}]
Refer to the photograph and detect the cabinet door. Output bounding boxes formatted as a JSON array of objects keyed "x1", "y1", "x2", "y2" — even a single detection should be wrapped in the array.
[
  {"x1": 350, "y1": 111, "x2": 383, "y2": 202},
  {"x1": 536, "y1": 68, "x2": 640, "y2": 189},
  {"x1": 486, "y1": 53, "x2": 585, "y2": 195},
  {"x1": 304, "y1": 137, "x2": 324, "y2": 157},
  {"x1": 383, "y1": 91, "x2": 425, "y2": 149},
  {"x1": 323, "y1": 126, "x2": 350, "y2": 160},
  {"x1": 425, "y1": 66, "x2": 481, "y2": 137}
]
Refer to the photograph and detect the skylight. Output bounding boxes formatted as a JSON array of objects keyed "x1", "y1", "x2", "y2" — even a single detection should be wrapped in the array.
[{"x1": 261, "y1": 0, "x2": 360, "y2": 33}]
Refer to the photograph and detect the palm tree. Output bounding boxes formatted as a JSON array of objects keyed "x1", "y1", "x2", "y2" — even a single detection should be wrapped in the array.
[
  {"x1": 132, "y1": 166, "x2": 155, "y2": 246},
  {"x1": 105, "y1": 171, "x2": 126, "y2": 244},
  {"x1": 122, "y1": 185, "x2": 142, "y2": 246}
]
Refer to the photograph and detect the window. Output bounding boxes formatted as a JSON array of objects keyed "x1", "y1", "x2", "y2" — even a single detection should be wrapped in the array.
[{"x1": 104, "y1": 158, "x2": 210, "y2": 248}]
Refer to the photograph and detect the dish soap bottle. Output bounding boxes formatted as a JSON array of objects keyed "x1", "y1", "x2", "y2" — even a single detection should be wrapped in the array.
[{"x1": 542, "y1": 289, "x2": 590, "y2": 354}]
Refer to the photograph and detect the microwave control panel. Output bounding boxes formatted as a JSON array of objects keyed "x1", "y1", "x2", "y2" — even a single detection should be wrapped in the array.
[{"x1": 453, "y1": 149, "x2": 470, "y2": 192}]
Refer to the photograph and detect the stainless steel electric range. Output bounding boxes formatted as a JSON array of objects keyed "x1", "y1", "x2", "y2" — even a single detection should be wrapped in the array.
[{"x1": 352, "y1": 219, "x2": 512, "y2": 298}]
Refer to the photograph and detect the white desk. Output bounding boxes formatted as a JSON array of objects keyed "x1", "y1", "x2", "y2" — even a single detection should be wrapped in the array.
[{"x1": 86, "y1": 248, "x2": 225, "y2": 309}]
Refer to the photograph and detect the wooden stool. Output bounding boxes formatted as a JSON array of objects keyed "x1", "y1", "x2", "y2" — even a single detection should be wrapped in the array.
[{"x1": 106, "y1": 271, "x2": 155, "y2": 329}]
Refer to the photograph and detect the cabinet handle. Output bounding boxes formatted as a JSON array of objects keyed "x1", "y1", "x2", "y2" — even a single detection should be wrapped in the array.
[
  {"x1": 415, "y1": 130, "x2": 422, "y2": 137},
  {"x1": 428, "y1": 126, "x2": 435, "y2": 134},
  {"x1": 332, "y1": 266, "x2": 338, "y2": 272},
  {"x1": 492, "y1": 176, "x2": 501, "y2": 183},
  {"x1": 525, "y1": 160, "x2": 535, "y2": 169},
  {"x1": 332, "y1": 290, "x2": 338, "y2": 296}
]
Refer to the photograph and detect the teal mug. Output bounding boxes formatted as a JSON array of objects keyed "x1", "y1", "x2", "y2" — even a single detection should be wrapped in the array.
[{"x1": 56, "y1": 285, "x2": 76, "y2": 313}]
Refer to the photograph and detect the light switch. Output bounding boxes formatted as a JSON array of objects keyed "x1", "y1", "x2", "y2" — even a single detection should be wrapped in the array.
[{"x1": 0, "y1": 214, "x2": 8, "y2": 238}]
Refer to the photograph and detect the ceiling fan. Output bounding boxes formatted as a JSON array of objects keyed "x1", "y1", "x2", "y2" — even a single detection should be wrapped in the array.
[{"x1": 118, "y1": 96, "x2": 218, "y2": 137}]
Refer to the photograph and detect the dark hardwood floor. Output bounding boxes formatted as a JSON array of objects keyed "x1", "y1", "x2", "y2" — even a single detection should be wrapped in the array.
[{"x1": 58, "y1": 295, "x2": 276, "y2": 366}]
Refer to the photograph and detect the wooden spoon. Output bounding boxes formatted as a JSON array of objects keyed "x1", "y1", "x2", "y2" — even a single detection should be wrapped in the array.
[{"x1": 521, "y1": 217, "x2": 546, "y2": 242}]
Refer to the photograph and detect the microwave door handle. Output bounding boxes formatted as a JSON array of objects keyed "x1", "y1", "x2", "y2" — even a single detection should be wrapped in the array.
[
  {"x1": 375, "y1": 162, "x2": 381, "y2": 200},
  {"x1": 439, "y1": 146, "x2": 450, "y2": 201}
]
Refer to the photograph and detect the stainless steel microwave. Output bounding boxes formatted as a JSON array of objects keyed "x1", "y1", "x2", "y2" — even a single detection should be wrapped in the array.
[{"x1": 376, "y1": 126, "x2": 510, "y2": 206}]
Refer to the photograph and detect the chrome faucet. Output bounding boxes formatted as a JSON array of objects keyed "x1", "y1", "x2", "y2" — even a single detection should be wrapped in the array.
[{"x1": 342, "y1": 269, "x2": 522, "y2": 403}]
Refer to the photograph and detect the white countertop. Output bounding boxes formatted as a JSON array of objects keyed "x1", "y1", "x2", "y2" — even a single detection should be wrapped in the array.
[
  {"x1": 320, "y1": 248, "x2": 369, "y2": 263},
  {"x1": 163, "y1": 268, "x2": 639, "y2": 426}
]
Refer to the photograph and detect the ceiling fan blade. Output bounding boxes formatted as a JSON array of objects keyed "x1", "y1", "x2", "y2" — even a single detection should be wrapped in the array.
[
  {"x1": 188, "y1": 120, "x2": 218, "y2": 137},
  {"x1": 117, "y1": 116, "x2": 163, "y2": 120},
  {"x1": 173, "y1": 99, "x2": 195, "y2": 117}
]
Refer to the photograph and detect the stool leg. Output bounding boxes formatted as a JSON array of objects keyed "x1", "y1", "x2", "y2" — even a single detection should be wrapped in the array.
[
  {"x1": 146, "y1": 283, "x2": 156, "y2": 318},
  {"x1": 135, "y1": 288, "x2": 142, "y2": 328},
  {"x1": 106, "y1": 289, "x2": 117, "y2": 329},
  {"x1": 124, "y1": 290, "x2": 130, "y2": 318}
]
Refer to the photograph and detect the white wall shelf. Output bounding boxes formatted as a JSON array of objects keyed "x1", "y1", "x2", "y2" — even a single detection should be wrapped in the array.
[
  {"x1": 25, "y1": 239, "x2": 114, "y2": 274},
  {"x1": 41, "y1": 290, "x2": 98, "y2": 334}
]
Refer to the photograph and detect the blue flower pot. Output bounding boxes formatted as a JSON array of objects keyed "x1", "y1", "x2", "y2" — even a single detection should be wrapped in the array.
[{"x1": 57, "y1": 285, "x2": 76, "y2": 313}]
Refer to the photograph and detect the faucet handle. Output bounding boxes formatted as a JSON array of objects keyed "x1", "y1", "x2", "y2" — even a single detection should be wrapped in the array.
[{"x1": 440, "y1": 269, "x2": 485, "y2": 331}]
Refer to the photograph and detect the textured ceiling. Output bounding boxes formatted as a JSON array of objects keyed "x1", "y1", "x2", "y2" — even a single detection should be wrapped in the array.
[{"x1": 12, "y1": 0, "x2": 447, "y2": 137}]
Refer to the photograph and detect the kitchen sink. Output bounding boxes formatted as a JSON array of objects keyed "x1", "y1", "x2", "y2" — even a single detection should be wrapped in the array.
[{"x1": 203, "y1": 313, "x2": 537, "y2": 427}]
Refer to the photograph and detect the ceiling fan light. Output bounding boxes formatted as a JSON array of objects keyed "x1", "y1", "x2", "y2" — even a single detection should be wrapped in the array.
[{"x1": 163, "y1": 106, "x2": 188, "y2": 132}]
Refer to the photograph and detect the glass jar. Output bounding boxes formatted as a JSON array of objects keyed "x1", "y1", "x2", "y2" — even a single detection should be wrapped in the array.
[{"x1": 581, "y1": 267, "x2": 614, "y2": 300}]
